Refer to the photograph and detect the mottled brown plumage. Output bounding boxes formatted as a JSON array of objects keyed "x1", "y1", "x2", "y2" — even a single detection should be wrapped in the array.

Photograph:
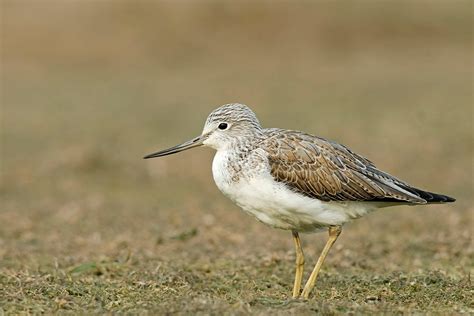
[{"x1": 263, "y1": 128, "x2": 453, "y2": 204}]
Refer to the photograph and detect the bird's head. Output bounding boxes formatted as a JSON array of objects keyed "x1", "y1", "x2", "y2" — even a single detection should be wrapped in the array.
[{"x1": 144, "y1": 103, "x2": 262, "y2": 159}]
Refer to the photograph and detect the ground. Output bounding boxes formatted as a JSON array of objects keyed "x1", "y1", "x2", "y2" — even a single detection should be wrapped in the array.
[{"x1": 1, "y1": 1, "x2": 473, "y2": 314}]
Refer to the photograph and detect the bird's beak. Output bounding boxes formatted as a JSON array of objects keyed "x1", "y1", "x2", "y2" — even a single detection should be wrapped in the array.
[{"x1": 143, "y1": 134, "x2": 207, "y2": 159}]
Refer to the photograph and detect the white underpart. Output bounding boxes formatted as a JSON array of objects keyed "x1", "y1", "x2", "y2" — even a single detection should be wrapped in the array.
[{"x1": 212, "y1": 150, "x2": 381, "y2": 233}]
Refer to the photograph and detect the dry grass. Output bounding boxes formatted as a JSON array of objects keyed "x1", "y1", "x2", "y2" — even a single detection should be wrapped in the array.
[{"x1": 1, "y1": 1, "x2": 473, "y2": 314}]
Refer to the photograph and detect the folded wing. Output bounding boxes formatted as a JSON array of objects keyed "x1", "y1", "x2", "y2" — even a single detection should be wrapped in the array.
[{"x1": 263, "y1": 129, "x2": 432, "y2": 204}]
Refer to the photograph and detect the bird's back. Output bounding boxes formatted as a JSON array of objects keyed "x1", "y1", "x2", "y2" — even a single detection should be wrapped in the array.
[{"x1": 260, "y1": 128, "x2": 455, "y2": 205}]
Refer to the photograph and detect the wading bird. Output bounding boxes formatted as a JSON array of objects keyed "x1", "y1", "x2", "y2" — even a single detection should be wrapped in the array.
[{"x1": 144, "y1": 103, "x2": 455, "y2": 299}]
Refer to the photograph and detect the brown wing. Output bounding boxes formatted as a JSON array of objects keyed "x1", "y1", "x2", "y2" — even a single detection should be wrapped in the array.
[{"x1": 263, "y1": 129, "x2": 426, "y2": 204}]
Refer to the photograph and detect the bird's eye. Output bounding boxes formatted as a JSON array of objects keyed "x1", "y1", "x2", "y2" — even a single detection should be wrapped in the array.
[{"x1": 218, "y1": 123, "x2": 228, "y2": 130}]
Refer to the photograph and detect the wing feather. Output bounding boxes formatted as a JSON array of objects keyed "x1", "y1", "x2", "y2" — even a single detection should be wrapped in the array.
[{"x1": 263, "y1": 129, "x2": 426, "y2": 204}]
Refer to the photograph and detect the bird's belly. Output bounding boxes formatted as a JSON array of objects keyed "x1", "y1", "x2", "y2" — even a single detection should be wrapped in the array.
[{"x1": 216, "y1": 173, "x2": 379, "y2": 233}]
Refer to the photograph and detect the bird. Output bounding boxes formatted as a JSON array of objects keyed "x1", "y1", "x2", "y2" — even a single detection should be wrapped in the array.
[{"x1": 144, "y1": 103, "x2": 455, "y2": 299}]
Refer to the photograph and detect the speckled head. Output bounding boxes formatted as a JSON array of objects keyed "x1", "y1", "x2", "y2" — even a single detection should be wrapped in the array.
[
  {"x1": 143, "y1": 103, "x2": 262, "y2": 158},
  {"x1": 202, "y1": 103, "x2": 262, "y2": 150}
]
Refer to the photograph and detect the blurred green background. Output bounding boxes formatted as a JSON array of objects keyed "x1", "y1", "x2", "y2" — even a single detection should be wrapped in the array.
[{"x1": 1, "y1": 1, "x2": 472, "y2": 314}]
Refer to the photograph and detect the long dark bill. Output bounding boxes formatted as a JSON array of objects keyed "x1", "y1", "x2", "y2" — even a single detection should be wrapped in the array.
[{"x1": 143, "y1": 135, "x2": 205, "y2": 159}]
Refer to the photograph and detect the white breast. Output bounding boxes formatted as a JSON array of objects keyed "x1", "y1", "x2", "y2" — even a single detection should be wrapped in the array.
[{"x1": 212, "y1": 150, "x2": 379, "y2": 232}]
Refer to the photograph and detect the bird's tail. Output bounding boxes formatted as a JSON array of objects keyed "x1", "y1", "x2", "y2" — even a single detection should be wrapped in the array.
[{"x1": 400, "y1": 186, "x2": 456, "y2": 203}]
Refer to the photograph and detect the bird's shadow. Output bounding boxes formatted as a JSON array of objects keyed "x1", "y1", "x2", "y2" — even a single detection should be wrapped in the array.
[{"x1": 249, "y1": 296, "x2": 310, "y2": 308}]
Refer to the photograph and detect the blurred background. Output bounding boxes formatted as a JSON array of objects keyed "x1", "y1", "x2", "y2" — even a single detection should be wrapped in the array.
[{"x1": 1, "y1": 0, "x2": 472, "y2": 313}]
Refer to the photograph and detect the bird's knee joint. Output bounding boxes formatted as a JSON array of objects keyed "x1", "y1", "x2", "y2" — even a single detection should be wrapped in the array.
[{"x1": 296, "y1": 256, "x2": 305, "y2": 266}]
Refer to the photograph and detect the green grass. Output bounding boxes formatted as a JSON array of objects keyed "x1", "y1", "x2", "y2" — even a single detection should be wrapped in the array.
[
  {"x1": 1, "y1": 1, "x2": 473, "y2": 314},
  {"x1": 1, "y1": 260, "x2": 471, "y2": 314}
]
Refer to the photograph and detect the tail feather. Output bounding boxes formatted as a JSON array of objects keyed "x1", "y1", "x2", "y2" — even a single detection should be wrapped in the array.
[{"x1": 400, "y1": 186, "x2": 455, "y2": 203}]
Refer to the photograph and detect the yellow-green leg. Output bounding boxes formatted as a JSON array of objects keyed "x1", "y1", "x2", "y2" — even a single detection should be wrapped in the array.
[
  {"x1": 291, "y1": 231, "x2": 305, "y2": 298},
  {"x1": 301, "y1": 226, "x2": 342, "y2": 299}
]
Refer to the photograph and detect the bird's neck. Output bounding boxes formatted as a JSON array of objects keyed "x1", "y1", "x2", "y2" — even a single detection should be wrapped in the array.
[
  {"x1": 224, "y1": 133, "x2": 263, "y2": 155},
  {"x1": 212, "y1": 137, "x2": 264, "y2": 189}
]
